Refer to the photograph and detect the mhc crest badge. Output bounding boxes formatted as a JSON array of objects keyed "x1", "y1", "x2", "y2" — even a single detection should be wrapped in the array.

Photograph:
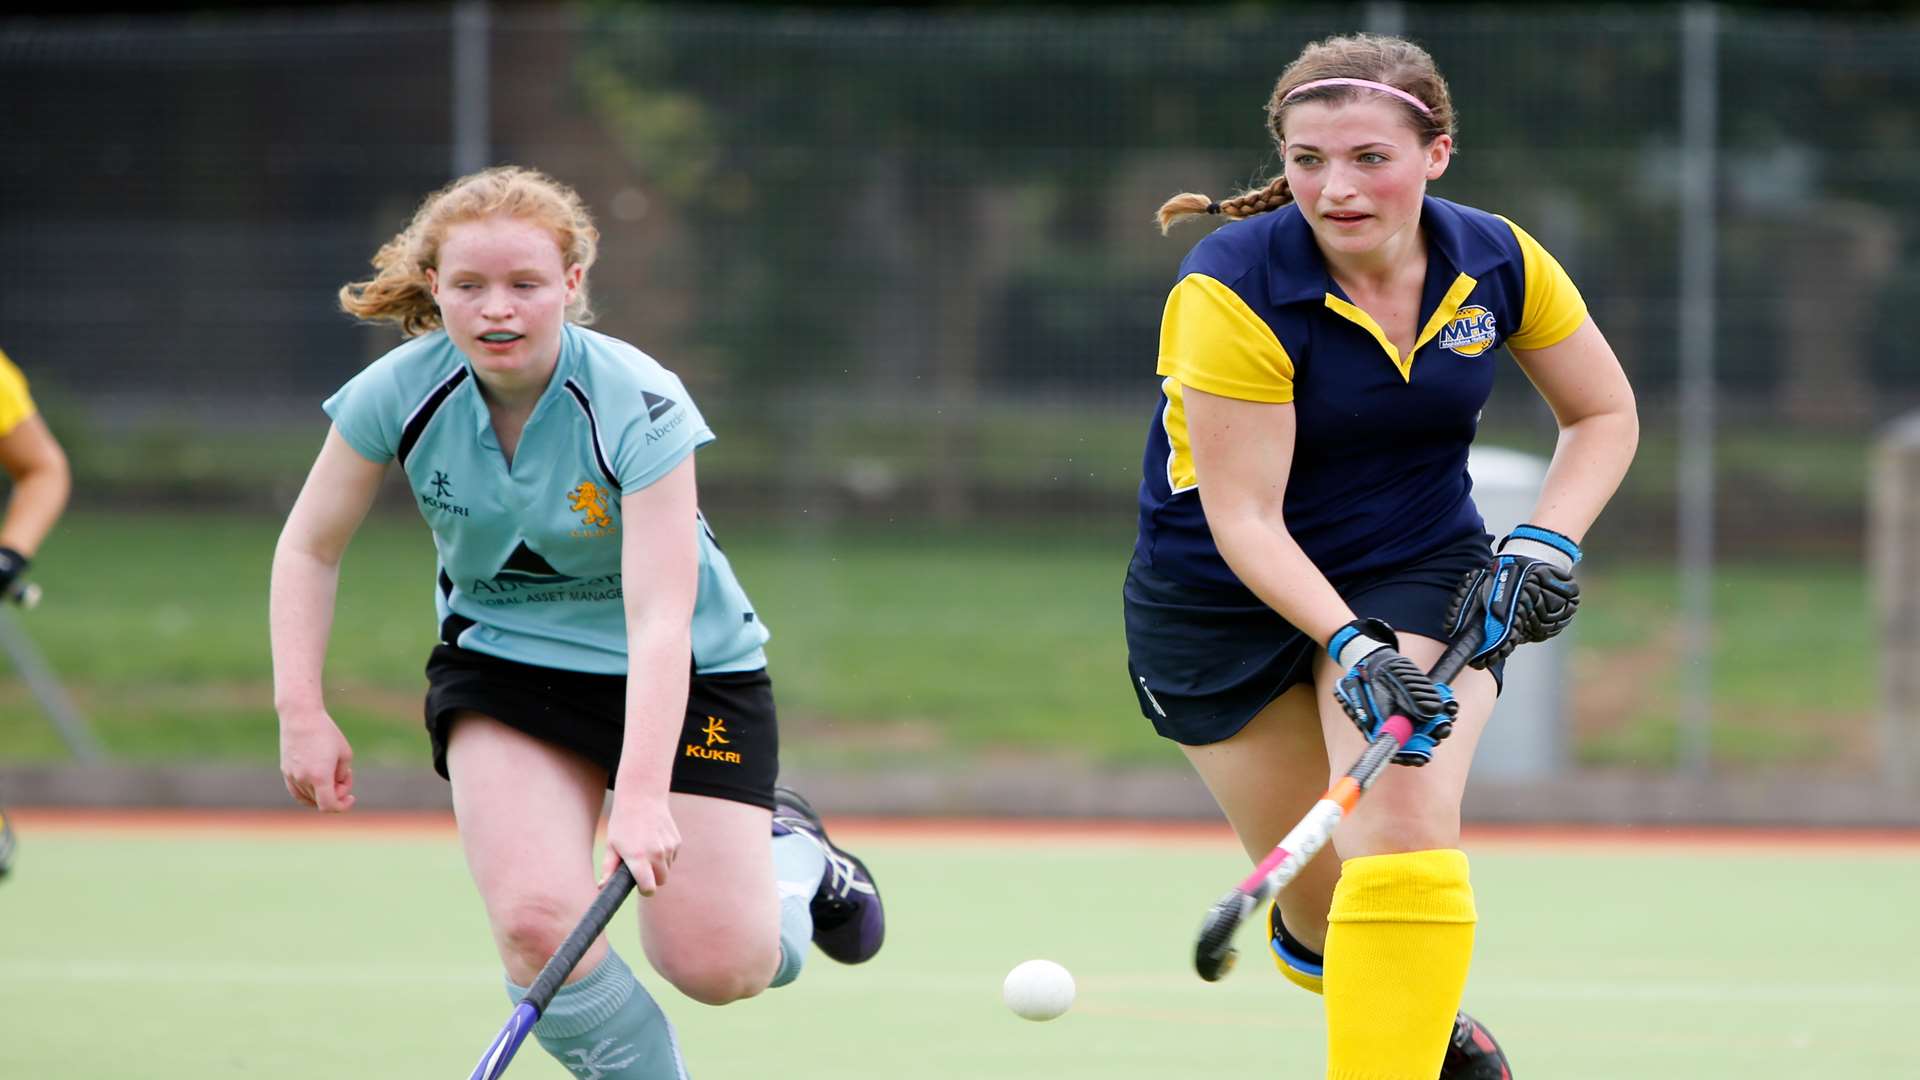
[{"x1": 1438, "y1": 305, "x2": 1498, "y2": 358}]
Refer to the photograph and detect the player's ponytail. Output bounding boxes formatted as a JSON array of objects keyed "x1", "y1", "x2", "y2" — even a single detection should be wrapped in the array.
[
  {"x1": 1157, "y1": 176, "x2": 1294, "y2": 234},
  {"x1": 338, "y1": 230, "x2": 442, "y2": 336}
]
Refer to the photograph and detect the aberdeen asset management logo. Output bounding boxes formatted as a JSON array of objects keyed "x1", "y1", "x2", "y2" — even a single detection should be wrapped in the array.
[
  {"x1": 467, "y1": 541, "x2": 622, "y2": 605},
  {"x1": 641, "y1": 391, "x2": 687, "y2": 445},
  {"x1": 473, "y1": 541, "x2": 574, "y2": 591}
]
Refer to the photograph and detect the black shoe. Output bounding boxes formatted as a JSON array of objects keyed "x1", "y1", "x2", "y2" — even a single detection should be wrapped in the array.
[
  {"x1": 1440, "y1": 1011, "x2": 1512, "y2": 1079},
  {"x1": 0, "y1": 806, "x2": 16, "y2": 880}
]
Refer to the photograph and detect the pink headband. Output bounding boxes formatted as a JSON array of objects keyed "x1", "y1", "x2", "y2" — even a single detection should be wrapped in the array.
[{"x1": 1283, "y1": 77, "x2": 1433, "y2": 117}]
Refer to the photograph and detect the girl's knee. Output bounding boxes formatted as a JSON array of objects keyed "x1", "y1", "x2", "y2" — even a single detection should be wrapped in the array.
[
  {"x1": 652, "y1": 945, "x2": 772, "y2": 1005},
  {"x1": 1336, "y1": 806, "x2": 1462, "y2": 858},
  {"x1": 491, "y1": 894, "x2": 581, "y2": 978}
]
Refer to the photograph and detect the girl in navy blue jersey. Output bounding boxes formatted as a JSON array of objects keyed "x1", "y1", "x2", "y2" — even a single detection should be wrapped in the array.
[{"x1": 1127, "y1": 32, "x2": 1637, "y2": 1080}]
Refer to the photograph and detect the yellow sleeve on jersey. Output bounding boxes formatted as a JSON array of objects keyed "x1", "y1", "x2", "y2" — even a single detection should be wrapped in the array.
[
  {"x1": 1156, "y1": 273, "x2": 1295, "y2": 403},
  {"x1": 0, "y1": 349, "x2": 38, "y2": 438},
  {"x1": 1500, "y1": 217, "x2": 1589, "y2": 351}
]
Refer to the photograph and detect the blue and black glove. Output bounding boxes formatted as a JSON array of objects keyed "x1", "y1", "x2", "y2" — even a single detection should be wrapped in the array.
[
  {"x1": 0, "y1": 546, "x2": 26, "y2": 598},
  {"x1": 1447, "y1": 524, "x2": 1582, "y2": 669},
  {"x1": 1328, "y1": 618, "x2": 1458, "y2": 767}
]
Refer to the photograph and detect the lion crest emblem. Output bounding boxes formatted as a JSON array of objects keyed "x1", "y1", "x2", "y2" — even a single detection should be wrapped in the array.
[{"x1": 568, "y1": 482, "x2": 613, "y2": 529}]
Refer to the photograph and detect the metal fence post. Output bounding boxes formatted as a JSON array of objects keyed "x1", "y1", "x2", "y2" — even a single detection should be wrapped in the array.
[
  {"x1": 453, "y1": 0, "x2": 491, "y2": 177},
  {"x1": 1872, "y1": 416, "x2": 1920, "y2": 789},
  {"x1": 1677, "y1": 2, "x2": 1719, "y2": 775}
]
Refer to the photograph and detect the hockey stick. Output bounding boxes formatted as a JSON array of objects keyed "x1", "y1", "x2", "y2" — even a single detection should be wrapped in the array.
[
  {"x1": 0, "y1": 582, "x2": 103, "y2": 760},
  {"x1": 1192, "y1": 626, "x2": 1482, "y2": 981}
]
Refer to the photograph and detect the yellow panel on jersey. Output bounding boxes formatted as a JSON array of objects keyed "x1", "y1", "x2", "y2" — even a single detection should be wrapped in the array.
[
  {"x1": 1324, "y1": 849, "x2": 1476, "y2": 1080},
  {"x1": 0, "y1": 349, "x2": 37, "y2": 438},
  {"x1": 1156, "y1": 273, "x2": 1295, "y2": 404},
  {"x1": 1501, "y1": 216, "x2": 1589, "y2": 350},
  {"x1": 1160, "y1": 377, "x2": 1198, "y2": 492}
]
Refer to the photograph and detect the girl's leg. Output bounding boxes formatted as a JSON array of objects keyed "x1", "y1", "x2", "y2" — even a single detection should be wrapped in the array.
[
  {"x1": 1313, "y1": 635, "x2": 1499, "y2": 1080},
  {"x1": 635, "y1": 788, "x2": 875, "y2": 1004},
  {"x1": 635, "y1": 792, "x2": 788, "y2": 1005},
  {"x1": 447, "y1": 711, "x2": 687, "y2": 1079}
]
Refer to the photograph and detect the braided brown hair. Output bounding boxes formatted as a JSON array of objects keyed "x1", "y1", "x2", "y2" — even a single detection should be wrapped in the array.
[{"x1": 1157, "y1": 33, "x2": 1456, "y2": 234}]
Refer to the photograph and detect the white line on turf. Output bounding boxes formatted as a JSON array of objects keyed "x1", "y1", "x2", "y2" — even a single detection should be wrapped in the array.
[{"x1": 2, "y1": 964, "x2": 1915, "y2": 1006}]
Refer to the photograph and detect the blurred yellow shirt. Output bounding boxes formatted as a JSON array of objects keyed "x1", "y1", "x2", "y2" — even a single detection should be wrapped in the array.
[{"x1": 0, "y1": 350, "x2": 36, "y2": 438}]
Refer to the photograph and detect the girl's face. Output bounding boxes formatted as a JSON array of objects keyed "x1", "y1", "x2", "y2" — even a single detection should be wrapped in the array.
[
  {"x1": 1281, "y1": 98, "x2": 1451, "y2": 264},
  {"x1": 428, "y1": 214, "x2": 582, "y2": 390}
]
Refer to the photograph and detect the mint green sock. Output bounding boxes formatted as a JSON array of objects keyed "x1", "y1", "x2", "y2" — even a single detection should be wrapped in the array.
[
  {"x1": 507, "y1": 950, "x2": 686, "y2": 1079},
  {"x1": 770, "y1": 831, "x2": 827, "y2": 988}
]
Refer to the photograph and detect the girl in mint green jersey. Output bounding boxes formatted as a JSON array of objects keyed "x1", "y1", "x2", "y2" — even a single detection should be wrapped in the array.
[{"x1": 270, "y1": 167, "x2": 883, "y2": 1079}]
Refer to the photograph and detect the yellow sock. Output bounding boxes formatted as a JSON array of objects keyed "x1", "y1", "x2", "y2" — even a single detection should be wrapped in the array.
[{"x1": 1324, "y1": 849, "x2": 1476, "y2": 1080}]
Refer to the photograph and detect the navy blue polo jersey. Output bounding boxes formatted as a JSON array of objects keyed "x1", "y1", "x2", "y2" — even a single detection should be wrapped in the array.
[{"x1": 1134, "y1": 196, "x2": 1588, "y2": 592}]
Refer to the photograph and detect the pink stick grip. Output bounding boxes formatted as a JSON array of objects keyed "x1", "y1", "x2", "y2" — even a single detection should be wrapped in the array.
[{"x1": 1379, "y1": 715, "x2": 1414, "y2": 745}]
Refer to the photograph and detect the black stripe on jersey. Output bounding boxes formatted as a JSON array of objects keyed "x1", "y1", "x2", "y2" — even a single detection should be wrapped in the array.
[
  {"x1": 437, "y1": 572, "x2": 471, "y2": 646},
  {"x1": 440, "y1": 612, "x2": 477, "y2": 647},
  {"x1": 397, "y1": 367, "x2": 471, "y2": 468},
  {"x1": 562, "y1": 378, "x2": 620, "y2": 491}
]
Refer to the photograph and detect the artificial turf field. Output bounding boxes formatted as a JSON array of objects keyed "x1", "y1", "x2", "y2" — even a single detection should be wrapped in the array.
[{"x1": 2, "y1": 813, "x2": 1917, "y2": 1078}]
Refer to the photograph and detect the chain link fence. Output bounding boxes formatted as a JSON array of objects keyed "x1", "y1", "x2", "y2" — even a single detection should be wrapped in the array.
[{"x1": 5, "y1": 6, "x2": 1913, "y2": 531}]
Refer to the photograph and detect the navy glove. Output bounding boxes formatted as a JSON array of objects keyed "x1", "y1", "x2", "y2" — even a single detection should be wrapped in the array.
[
  {"x1": 0, "y1": 546, "x2": 26, "y2": 598},
  {"x1": 1447, "y1": 524, "x2": 1582, "y2": 669},
  {"x1": 1328, "y1": 618, "x2": 1458, "y2": 767}
]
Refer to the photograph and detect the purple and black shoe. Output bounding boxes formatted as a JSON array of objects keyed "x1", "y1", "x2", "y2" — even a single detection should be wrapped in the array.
[{"x1": 772, "y1": 786, "x2": 885, "y2": 964}]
